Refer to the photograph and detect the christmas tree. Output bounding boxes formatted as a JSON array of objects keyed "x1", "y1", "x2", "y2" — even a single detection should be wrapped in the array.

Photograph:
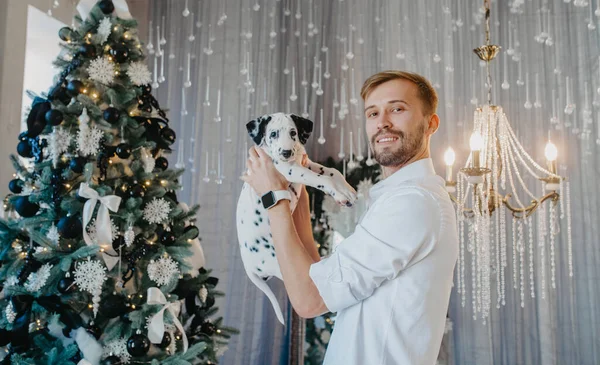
[{"x1": 0, "y1": 1, "x2": 235, "y2": 364}]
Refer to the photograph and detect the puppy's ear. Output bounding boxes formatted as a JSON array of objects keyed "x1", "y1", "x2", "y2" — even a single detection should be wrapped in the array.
[
  {"x1": 246, "y1": 115, "x2": 271, "y2": 145},
  {"x1": 290, "y1": 114, "x2": 313, "y2": 144}
]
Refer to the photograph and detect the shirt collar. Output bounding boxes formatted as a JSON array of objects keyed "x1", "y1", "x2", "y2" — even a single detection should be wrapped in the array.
[{"x1": 368, "y1": 158, "x2": 437, "y2": 203}]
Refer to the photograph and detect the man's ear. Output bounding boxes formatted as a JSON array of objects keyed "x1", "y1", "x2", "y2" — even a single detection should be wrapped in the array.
[
  {"x1": 427, "y1": 114, "x2": 440, "y2": 135},
  {"x1": 290, "y1": 114, "x2": 313, "y2": 144},
  {"x1": 246, "y1": 115, "x2": 272, "y2": 145}
]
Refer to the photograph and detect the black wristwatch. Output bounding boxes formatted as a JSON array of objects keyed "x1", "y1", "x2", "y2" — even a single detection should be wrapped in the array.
[{"x1": 261, "y1": 190, "x2": 292, "y2": 210}]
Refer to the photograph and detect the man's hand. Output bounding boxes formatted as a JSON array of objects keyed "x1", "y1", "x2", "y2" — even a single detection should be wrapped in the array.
[{"x1": 241, "y1": 146, "x2": 288, "y2": 196}]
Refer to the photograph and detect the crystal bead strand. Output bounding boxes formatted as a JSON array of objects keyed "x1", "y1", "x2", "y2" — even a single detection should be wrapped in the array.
[
  {"x1": 495, "y1": 197, "x2": 501, "y2": 308},
  {"x1": 549, "y1": 202, "x2": 557, "y2": 289},
  {"x1": 467, "y1": 220, "x2": 477, "y2": 320},
  {"x1": 538, "y1": 200, "x2": 546, "y2": 300},
  {"x1": 566, "y1": 182, "x2": 573, "y2": 277},
  {"x1": 518, "y1": 220, "x2": 525, "y2": 307},
  {"x1": 458, "y1": 175, "x2": 466, "y2": 308},
  {"x1": 528, "y1": 215, "x2": 535, "y2": 298},
  {"x1": 512, "y1": 217, "x2": 518, "y2": 290},
  {"x1": 559, "y1": 178, "x2": 566, "y2": 219},
  {"x1": 506, "y1": 134, "x2": 538, "y2": 199},
  {"x1": 500, "y1": 205, "x2": 507, "y2": 305},
  {"x1": 475, "y1": 187, "x2": 482, "y2": 317}
]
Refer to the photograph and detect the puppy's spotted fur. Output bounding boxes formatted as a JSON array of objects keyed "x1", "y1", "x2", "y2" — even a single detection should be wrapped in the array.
[{"x1": 236, "y1": 113, "x2": 356, "y2": 324}]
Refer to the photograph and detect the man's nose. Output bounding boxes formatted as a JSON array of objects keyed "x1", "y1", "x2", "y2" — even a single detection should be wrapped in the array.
[
  {"x1": 281, "y1": 150, "x2": 292, "y2": 158},
  {"x1": 376, "y1": 110, "x2": 393, "y2": 130}
]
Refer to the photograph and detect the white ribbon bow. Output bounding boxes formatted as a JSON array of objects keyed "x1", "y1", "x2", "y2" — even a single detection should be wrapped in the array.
[
  {"x1": 147, "y1": 287, "x2": 188, "y2": 353},
  {"x1": 78, "y1": 183, "x2": 122, "y2": 270}
]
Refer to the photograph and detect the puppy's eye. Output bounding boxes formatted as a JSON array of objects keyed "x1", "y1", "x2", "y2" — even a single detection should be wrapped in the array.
[
  {"x1": 290, "y1": 131, "x2": 297, "y2": 137},
  {"x1": 270, "y1": 131, "x2": 277, "y2": 139}
]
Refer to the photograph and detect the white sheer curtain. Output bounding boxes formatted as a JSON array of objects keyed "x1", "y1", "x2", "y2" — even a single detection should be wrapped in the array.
[{"x1": 146, "y1": 0, "x2": 600, "y2": 364}]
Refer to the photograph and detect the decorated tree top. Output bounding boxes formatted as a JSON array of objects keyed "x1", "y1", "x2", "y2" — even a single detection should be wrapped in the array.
[{"x1": 0, "y1": 1, "x2": 236, "y2": 364}]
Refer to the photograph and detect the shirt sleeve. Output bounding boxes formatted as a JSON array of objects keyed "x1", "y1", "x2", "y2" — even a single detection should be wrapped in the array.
[{"x1": 309, "y1": 189, "x2": 439, "y2": 313}]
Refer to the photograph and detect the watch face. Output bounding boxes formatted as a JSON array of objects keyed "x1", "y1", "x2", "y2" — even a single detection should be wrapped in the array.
[{"x1": 261, "y1": 192, "x2": 276, "y2": 209}]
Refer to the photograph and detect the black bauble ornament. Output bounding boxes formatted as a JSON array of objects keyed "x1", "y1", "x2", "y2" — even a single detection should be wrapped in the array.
[
  {"x1": 112, "y1": 235, "x2": 125, "y2": 251},
  {"x1": 203, "y1": 296, "x2": 215, "y2": 309},
  {"x1": 98, "y1": 0, "x2": 115, "y2": 14},
  {"x1": 66, "y1": 80, "x2": 84, "y2": 96},
  {"x1": 9, "y1": 179, "x2": 23, "y2": 194},
  {"x1": 200, "y1": 321, "x2": 216, "y2": 336},
  {"x1": 78, "y1": 43, "x2": 96, "y2": 58},
  {"x1": 70, "y1": 156, "x2": 87, "y2": 173},
  {"x1": 158, "y1": 332, "x2": 171, "y2": 349},
  {"x1": 48, "y1": 85, "x2": 72, "y2": 105},
  {"x1": 184, "y1": 225, "x2": 199, "y2": 240},
  {"x1": 45, "y1": 109, "x2": 63, "y2": 126},
  {"x1": 154, "y1": 156, "x2": 168, "y2": 171},
  {"x1": 58, "y1": 27, "x2": 73, "y2": 42},
  {"x1": 0, "y1": 328, "x2": 11, "y2": 347},
  {"x1": 100, "y1": 294, "x2": 128, "y2": 318},
  {"x1": 206, "y1": 276, "x2": 219, "y2": 286},
  {"x1": 57, "y1": 276, "x2": 76, "y2": 294},
  {"x1": 160, "y1": 231, "x2": 176, "y2": 246},
  {"x1": 126, "y1": 333, "x2": 150, "y2": 357},
  {"x1": 129, "y1": 184, "x2": 145, "y2": 198},
  {"x1": 115, "y1": 143, "x2": 132, "y2": 159},
  {"x1": 103, "y1": 107, "x2": 120, "y2": 124},
  {"x1": 110, "y1": 44, "x2": 129, "y2": 63},
  {"x1": 86, "y1": 324, "x2": 102, "y2": 340},
  {"x1": 14, "y1": 196, "x2": 39, "y2": 217},
  {"x1": 57, "y1": 215, "x2": 82, "y2": 239},
  {"x1": 160, "y1": 127, "x2": 176, "y2": 145},
  {"x1": 101, "y1": 356, "x2": 121, "y2": 365}
]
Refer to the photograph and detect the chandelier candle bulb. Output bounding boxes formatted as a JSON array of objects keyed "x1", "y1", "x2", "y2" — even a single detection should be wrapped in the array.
[
  {"x1": 545, "y1": 141, "x2": 558, "y2": 175},
  {"x1": 444, "y1": 147, "x2": 456, "y2": 181},
  {"x1": 470, "y1": 132, "x2": 484, "y2": 168}
]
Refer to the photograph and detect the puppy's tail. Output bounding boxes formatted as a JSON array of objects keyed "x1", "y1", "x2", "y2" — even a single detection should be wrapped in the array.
[{"x1": 248, "y1": 271, "x2": 285, "y2": 325}]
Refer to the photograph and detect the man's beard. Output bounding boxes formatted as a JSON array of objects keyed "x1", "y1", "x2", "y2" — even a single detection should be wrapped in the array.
[{"x1": 370, "y1": 123, "x2": 426, "y2": 167}]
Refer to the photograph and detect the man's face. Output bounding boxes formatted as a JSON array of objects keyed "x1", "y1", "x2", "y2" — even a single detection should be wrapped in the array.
[{"x1": 364, "y1": 79, "x2": 429, "y2": 167}]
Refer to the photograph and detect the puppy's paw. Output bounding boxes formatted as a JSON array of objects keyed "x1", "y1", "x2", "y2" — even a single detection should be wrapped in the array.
[{"x1": 326, "y1": 176, "x2": 357, "y2": 207}]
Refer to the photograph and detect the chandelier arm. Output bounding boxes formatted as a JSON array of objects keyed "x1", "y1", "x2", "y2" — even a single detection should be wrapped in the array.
[
  {"x1": 502, "y1": 192, "x2": 559, "y2": 218},
  {"x1": 448, "y1": 192, "x2": 476, "y2": 218}
]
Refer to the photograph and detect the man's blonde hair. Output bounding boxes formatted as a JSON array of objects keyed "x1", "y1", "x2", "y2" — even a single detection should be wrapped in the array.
[{"x1": 360, "y1": 70, "x2": 438, "y2": 116}]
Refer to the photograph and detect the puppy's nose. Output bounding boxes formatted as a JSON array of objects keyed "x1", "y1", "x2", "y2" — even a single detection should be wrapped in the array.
[{"x1": 281, "y1": 150, "x2": 292, "y2": 158}]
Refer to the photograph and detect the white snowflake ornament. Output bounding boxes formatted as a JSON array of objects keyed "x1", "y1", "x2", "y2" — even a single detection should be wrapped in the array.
[
  {"x1": 77, "y1": 110, "x2": 103, "y2": 156},
  {"x1": 24, "y1": 263, "x2": 53, "y2": 292},
  {"x1": 127, "y1": 62, "x2": 152, "y2": 86},
  {"x1": 74, "y1": 258, "x2": 107, "y2": 317},
  {"x1": 5, "y1": 302, "x2": 16, "y2": 324},
  {"x1": 87, "y1": 56, "x2": 115, "y2": 85},
  {"x1": 86, "y1": 218, "x2": 119, "y2": 245},
  {"x1": 97, "y1": 17, "x2": 112, "y2": 44},
  {"x1": 48, "y1": 126, "x2": 72, "y2": 167},
  {"x1": 147, "y1": 256, "x2": 180, "y2": 286},
  {"x1": 143, "y1": 197, "x2": 171, "y2": 224},
  {"x1": 4, "y1": 276, "x2": 18, "y2": 287},
  {"x1": 47, "y1": 224, "x2": 60, "y2": 244},
  {"x1": 103, "y1": 337, "x2": 131, "y2": 364}
]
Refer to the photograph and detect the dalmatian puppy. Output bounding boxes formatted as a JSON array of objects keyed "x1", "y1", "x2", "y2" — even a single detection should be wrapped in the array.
[{"x1": 236, "y1": 112, "x2": 357, "y2": 324}]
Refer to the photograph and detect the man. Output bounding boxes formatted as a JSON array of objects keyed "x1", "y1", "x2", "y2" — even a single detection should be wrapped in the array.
[{"x1": 242, "y1": 71, "x2": 458, "y2": 365}]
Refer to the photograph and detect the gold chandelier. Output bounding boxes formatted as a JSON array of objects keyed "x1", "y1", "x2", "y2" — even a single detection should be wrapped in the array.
[{"x1": 442, "y1": 0, "x2": 572, "y2": 323}]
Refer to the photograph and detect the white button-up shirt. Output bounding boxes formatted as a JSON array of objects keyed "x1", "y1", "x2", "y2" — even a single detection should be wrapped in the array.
[{"x1": 309, "y1": 158, "x2": 458, "y2": 365}]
